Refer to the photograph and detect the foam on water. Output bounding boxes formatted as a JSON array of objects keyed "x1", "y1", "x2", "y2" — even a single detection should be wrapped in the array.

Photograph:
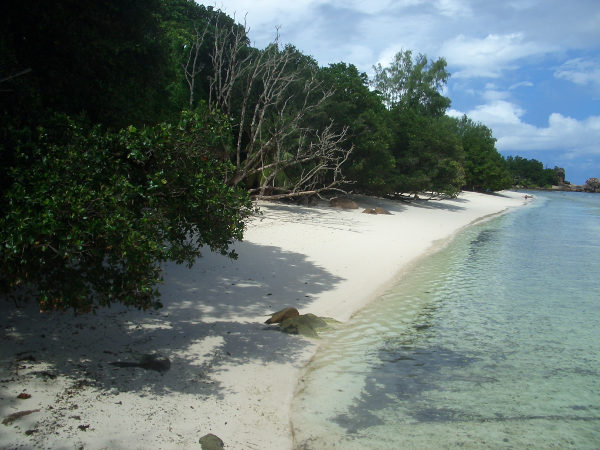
[{"x1": 292, "y1": 192, "x2": 600, "y2": 449}]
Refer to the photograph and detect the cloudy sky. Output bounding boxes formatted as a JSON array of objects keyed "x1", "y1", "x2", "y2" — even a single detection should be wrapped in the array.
[{"x1": 216, "y1": 0, "x2": 600, "y2": 184}]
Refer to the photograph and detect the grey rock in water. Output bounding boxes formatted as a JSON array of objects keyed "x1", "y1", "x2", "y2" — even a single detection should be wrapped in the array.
[
  {"x1": 280, "y1": 313, "x2": 330, "y2": 338},
  {"x1": 199, "y1": 433, "x2": 224, "y2": 450}
]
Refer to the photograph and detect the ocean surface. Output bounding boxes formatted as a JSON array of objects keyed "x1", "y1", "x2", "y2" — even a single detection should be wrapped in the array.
[{"x1": 292, "y1": 191, "x2": 600, "y2": 449}]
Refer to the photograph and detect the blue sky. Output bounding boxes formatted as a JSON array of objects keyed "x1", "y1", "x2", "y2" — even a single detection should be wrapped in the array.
[{"x1": 217, "y1": 0, "x2": 600, "y2": 185}]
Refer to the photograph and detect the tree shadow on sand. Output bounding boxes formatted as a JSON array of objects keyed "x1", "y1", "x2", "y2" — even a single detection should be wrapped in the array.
[{"x1": 0, "y1": 242, "x2": 344, "y2": 409}]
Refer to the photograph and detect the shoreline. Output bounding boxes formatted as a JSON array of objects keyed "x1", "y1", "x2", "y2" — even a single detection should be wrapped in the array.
[{"x1": 0, "y1": 191, "x2": 528, "y2": 449}]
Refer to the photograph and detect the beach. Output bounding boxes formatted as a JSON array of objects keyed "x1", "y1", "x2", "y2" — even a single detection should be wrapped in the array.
[{"x1": 0, "y1": 191, "x2": 526, "y2": 449}]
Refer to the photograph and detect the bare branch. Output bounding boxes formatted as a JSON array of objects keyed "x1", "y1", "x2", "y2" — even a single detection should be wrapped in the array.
[
  {"x1": 206, "y1": 18, "x2": 353, "y2": 198},
  {"x1": 182, "y1": 25, "x2": 209, "y2": 109}
]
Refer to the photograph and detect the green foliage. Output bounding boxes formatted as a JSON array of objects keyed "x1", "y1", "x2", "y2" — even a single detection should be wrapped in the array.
[
  {"x1": 372, "y1": 50, "x2": 451, "y2": 116},
  {"x1": 389, "y1": 111, "x2": 465, "y2": 197},
  {"x1": 314, "y1": 63, "x2": 394, "y2": 194},
  {"x1": 0, "y1": 110, "x2": 252, "y2": 312},
  {"x1": 2, "y1": 0, "x2": 174, "y2": 129},
  {"x1": 453, "y1": 116, "x2": 512, "y2": 191},
  {"x1": 159, "y1": 0, "x2": 244, "y2": 111},
  {"x1": 505, "y1": 156, "x2": 559, "y2": 188}
]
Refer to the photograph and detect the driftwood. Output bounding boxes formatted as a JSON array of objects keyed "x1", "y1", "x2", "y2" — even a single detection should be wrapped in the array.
[{"x1": 3, "y1": 409, "x2": 40, "y2": 425}]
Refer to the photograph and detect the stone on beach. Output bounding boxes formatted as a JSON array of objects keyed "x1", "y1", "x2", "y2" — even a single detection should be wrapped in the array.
[
  {"x1": 329, "y1": 197, "x2": 359, "y2": 209},
  {"x1": 199, "y1": 433, "x2": 224, "y2": 450},
  {"x1": 265, "y1": 307, "x2": 300, "y2": 324}
]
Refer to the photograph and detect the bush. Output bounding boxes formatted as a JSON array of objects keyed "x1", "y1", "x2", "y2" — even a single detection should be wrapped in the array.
[{"x1": 0, "y1": 109, "x2": 252, "y2": 312}]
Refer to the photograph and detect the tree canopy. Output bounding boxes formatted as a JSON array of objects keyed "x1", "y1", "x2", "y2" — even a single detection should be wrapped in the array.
[
  {"x1": 1, "y1": 0, "x2": 536, "y2": 311},
  {"x1": 505, "y1": 156, "x2": 560, "y2": 188}
]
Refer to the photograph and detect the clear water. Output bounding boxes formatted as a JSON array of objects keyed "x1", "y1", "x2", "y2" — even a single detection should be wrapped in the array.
[{"x1": 292, "y1": 192, "x2": 600, "y2": 449}]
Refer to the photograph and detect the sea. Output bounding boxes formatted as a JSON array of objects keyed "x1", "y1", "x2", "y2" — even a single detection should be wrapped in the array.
[{"x1": 292, "y1": 191, "x2": 600, "y2": 449}]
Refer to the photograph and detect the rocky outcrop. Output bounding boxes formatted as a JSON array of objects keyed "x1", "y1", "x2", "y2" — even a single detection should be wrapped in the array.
[{"x1": 584, "y1": 177, "x2": 600, "y2": 193}]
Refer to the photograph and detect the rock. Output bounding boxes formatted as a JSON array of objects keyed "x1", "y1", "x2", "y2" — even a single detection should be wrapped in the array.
[
  {"x1": 265, "y1": 307, "x2": 300, "y2": 324},
  {"x1": 374, "y1": 207, "x2": 392, "y2": 215},
  {"x1": 363, "y1": 207, "x2": 391, "y2": 215},
  {"x1": 138, "y1": 354, "x2": 171, "y2": 372},
  {"x1": 199, "y1": 433, "x2": 224, "y2": 450},
  {"x1": 296, "y1": 195, "x2": 318, "y2": 206},
  {"x1": 329, "y1": 197, "x2": 358, "y2": 209},
  {"x1": 110, "y1": 353, "x2": 171, "y2": 372},
  {"x1": 555, "y1": 167, "x2": 565, "y2": 184},
  {"x1": 584, "y1": 177, "x2": 600, "y2": 193},
  {"x1": 280, "y1": 314, "x2": 330, "y2": 337}
]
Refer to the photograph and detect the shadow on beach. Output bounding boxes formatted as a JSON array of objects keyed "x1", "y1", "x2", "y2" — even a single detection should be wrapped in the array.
[{"x1": 0, "y1": 241, "x2": 343, "y2": 405}]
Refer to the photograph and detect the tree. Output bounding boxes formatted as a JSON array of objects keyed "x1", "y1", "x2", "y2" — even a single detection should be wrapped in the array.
[
  {"x1": 1, "y1": 0, "x2": 174, "y2": 129},
  {"x1": 159, "y1": 1, "x2": 240, "y2": 112},
  {"x1": 453, "y1": 115, "x2": 512, "y2": 191},
  {"x1": 371, "y1": 50, "x2": 451, "y2": 116},
  {"x1": 371, "y1": 51, "x2": 463, "y2": 197},
  {"x1": 315, "y1": 63, "x2": 394, "y2": 194},
  {"x1": 0, "y1": 110, "x2": 252, "y2": 312},
  {"x1": 207, "y1": 22, "x2": 353, "y2": 198},
  {"x1": 388, "y1": 110, "x2": 465, "y2": 197},
  {"x1": 505, "y1": 156, "x2": 558, "y2": 187}
]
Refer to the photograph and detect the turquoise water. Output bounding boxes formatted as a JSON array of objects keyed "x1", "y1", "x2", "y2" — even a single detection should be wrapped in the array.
[{"x1": 292, "y1": 192, "x2": 600, "y2": 449}]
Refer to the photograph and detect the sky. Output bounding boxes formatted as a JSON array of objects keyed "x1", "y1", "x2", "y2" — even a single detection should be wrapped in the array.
[{"x1": 215, "y1": 0, "x2": 600, "y2": 185}]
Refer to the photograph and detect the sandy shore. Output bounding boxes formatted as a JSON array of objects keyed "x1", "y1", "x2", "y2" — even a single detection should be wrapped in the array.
[{"x1": 0, "y1": 191, "x2": 527, "y2": 449}]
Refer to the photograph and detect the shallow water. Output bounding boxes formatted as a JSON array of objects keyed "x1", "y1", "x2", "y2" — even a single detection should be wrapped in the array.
[{"x1": 292, "y1": 192, "x2": 600, "y2": 449}]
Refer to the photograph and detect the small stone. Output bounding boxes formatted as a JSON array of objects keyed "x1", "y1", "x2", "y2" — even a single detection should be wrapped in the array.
[
  {"x1": 374, "y1": 207, "x2": 392, "y2": 215},
  {"x1": 17, "y1": 393, "x2": 32, "y2": 399},
  {"x1": 199, "y1": 433, "x2": 224, "y2": 450},
  {"x1": 138, "y1": 354, "x2": 171, "y2": 372}
]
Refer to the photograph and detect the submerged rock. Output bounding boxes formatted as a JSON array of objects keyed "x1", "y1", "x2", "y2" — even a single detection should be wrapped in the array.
[{"x1": 280, "y1": 314, "x2": 331, "y2": 337}]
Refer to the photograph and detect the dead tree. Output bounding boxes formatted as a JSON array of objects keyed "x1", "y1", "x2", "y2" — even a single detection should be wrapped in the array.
[
  {"x1": 182, "y1": 25, "x2": 208, "y2": 109},
  {"x1": 207, "y1": 19, "x2": 352, "y2": 199}
]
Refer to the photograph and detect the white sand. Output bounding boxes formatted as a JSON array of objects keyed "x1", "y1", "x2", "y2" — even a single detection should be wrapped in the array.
[{"x1": 0, "y1": 191, "x2": 528, "y2": 449}]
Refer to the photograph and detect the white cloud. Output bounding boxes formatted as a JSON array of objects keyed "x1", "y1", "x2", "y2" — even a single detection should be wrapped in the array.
[
  {"x1": 555, "y1": 58, "x2": 600, "y2": 90},
  {"x1": 440, "y1": 33, "x2": 551, "y2": 78},
  {"x1": 434, "y1": 0, "x2": 472, "y2": 17},
  {"x1": 509, "y1": 81, "x2": 533, "y2": 90},
  {"x1": 454, "y1": 100, "x2": 600, "y2": 156}
]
